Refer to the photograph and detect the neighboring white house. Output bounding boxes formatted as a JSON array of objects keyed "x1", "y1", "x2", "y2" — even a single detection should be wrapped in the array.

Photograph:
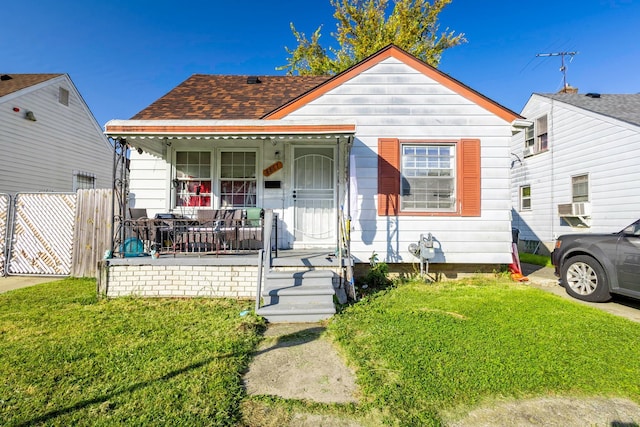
[
  {"x1": 511, "y1": 92, "x2": 640, "y2": 255},
  {"x1": 0, "y1": 74, "x2": 113, "y2": 195},
  {"x1": 105, "y1": 45, "x2": 521, "y2": 269}
]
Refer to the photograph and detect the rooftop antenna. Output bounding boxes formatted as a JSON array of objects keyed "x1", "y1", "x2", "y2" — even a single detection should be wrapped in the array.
[{"x1": 536, "y1": 51, "x2": 578, "y2": 91}]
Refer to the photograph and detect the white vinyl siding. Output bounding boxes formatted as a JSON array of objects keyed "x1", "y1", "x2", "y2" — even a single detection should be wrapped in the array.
[
  {"x1": 511, "y1": 94, "x2": 640, "y2": 250},
  {"x1": 0, "y1": 75, "x2": 112, "y2": 196},
  {"x1": 284, "y1": 57, "x2": 514, "y2": 264}
]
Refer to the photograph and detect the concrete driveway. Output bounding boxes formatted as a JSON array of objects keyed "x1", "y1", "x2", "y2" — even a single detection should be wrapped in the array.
[
  {"x1": 522, "y1": 263, "x2": 640, "y2": 323},
  {"x1": 0, "y1": 276, "x2": 63, "y2": 294}
]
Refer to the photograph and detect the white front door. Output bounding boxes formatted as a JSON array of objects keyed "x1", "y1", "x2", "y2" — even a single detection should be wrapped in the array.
[{"x1": 292, "y1": 146, "x2": 336, "y2": 248}]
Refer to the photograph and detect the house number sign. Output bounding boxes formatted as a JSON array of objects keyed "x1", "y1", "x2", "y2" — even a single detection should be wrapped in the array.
[{"x1": 263, "y1": 161, "x2": 283, "y2": 177}]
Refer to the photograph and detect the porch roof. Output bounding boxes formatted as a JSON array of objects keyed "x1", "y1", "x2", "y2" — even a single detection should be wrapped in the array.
[{"x1": 104, "y1": 119, "x2": 356, "y2": 157}]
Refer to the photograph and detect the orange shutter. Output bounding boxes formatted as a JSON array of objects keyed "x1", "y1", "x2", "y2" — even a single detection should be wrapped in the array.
[
  {"x1": 460, "y1": 139, "x2": 481, "y2": 217},
  {"x1": 378, "y1": 138, "x2": 400, "y2": 216}
]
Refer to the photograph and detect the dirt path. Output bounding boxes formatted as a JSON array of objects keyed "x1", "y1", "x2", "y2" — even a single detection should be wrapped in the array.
[
  {"x1": 243, "y1": 323, "x2": 358, "y2": 404},
  {"x1": 445, "y1": 396, "x2": 640, "y2": 426}
]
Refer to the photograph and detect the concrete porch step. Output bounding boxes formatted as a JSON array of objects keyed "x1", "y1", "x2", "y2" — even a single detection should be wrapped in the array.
[
  {"x1": 256, "y1": 302, "x2": 336, "y2": 323},
  {"x1": 258, "y1": 269, "x2": 336, "y2": 323},
  {"x1": 264, "y1": 277, "x2": 335, "y2": 290},
  {"x1": 264, "y1": 283, "x2": 335, "y2": 295},
  {"x1": 265, "y1": 270, "x2": 335, "y2": 280},
  {"x1": 264, "y1": 284, "x2": 335, "y2": 305}
]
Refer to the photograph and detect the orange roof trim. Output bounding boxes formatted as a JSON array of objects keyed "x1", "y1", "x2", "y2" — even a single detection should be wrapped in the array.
[{"x1": 266, "y1": 45, "x2": 521, "y2": 123}]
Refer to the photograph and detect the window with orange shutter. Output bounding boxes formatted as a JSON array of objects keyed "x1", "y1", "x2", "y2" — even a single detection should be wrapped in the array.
[{"x1": 378, "y1": 138, "x2": 481, "y2": 217}]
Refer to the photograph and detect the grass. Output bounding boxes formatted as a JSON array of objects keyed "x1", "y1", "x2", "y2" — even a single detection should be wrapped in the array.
[
  {"x1": 0, "y1": 278, "x2": 264, "y2": 426},
  {"x1": 328, "y1": 276, "x2": 640, "y2": 426},
  {"x1": 3, "y1": 275, "x2": 640, "y2": 426},
  {"x1": 519, "y1": 252, "x2": 553, "y2": 267}
]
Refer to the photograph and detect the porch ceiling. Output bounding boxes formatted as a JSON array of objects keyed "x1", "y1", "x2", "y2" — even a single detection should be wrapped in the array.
[{"x1": 105, "y1": 119, "x2": 356, "y2": 157}]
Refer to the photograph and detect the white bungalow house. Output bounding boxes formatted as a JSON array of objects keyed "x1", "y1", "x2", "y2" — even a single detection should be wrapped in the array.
[
  {"x1": 102, "y1": 45, "x2": 521, "y2": 320},
  {"x1": 510, "y1": 92, "x2": 640, "y2": 255},
  {"x1": 0, "y1": 74, "x2": 113, "y2": 195}
]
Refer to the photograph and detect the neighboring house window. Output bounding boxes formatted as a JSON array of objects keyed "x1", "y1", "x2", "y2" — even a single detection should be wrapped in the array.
[
  {"x1": 175, "y1": 151, "x2": 212, "y2": 207},
  {"x1": 73, "y1": 171, "x2": 95, "y2": 191},
  {"x1": 219, "y1": 151, "x2": 257, "y2": 208},
  {"x1": 401, "y1": 144, "x2": 455, "y2": 211},
  {"x1": 378, "y1": 138, "x2": 481, "y2": 216},
  {"x1": 520, "y1": 185, "x2": 531, "y2": 211},
  {"x1": 524, "y1": 114, "x2": 548, "y2": 156},
  {"x1": 524, "y1": 125, "x2": 534, "y2": 152},
  {"x1": 59, "y1": 87, "x2": 69, "y2": 106},
  {"x1": 572, "y1": 174, "x2": 589, "y2": 202},
  {"x1": 536, "y1": 115, "x2": 548, "y2": 151}
]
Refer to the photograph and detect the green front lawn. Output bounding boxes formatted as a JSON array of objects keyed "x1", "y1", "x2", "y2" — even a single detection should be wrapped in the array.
[
  {"x1": 329, "y1": 276, "x2": 640, "y2": 425},
  {"x1": 519, "y1": 252, "x2": 553, "y2": 267},
  {"x1": 3, "y1": 276, "x2": 640, "y2": 426},
  {"x1": 0, "y1": 278, "x2": 264, "y2": 426}
]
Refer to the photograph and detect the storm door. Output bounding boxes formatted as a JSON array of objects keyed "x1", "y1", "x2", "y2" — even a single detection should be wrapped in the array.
[{"x1": 292, "y1": 146, "x2": 336, "y2": 247}]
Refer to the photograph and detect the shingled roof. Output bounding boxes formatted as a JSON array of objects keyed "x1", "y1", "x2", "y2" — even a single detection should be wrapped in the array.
[
  {"x1": 0, "y1": 74, "x2": 62, "y2": 97},
  {"x1": 131, "y1": 74, "x2": 331, "y2": 120},
  {"x1": 540, "y1": 93, "x2": 640, "y2": 127}
]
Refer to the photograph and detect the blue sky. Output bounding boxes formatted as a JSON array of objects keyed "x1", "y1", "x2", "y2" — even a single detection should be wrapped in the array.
[{"x1": 3, "y1": 0, "x2": 639, "y2": 127}]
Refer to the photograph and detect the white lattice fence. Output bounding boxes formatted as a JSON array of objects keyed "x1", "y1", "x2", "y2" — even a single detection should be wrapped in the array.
[
  {"x1": 8, "y1": 193, "x2": 76, "y2": 276},
  {"x1": 0, "y1": 193, "x2": 9, "y2": 276}
]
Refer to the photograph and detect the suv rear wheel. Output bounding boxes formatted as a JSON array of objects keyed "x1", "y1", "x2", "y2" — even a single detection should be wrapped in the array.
[{"x1": 562, "y1": 255, "x2": 611, "y2": 302}]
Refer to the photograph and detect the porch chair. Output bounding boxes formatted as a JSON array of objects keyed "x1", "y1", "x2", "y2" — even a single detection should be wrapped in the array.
[
  {"x1": 127, "y1": 208, "x2": 152, "y2": 254},
  {"x1": 237, "y1": 207, "x2": 263, "y2": 250}
]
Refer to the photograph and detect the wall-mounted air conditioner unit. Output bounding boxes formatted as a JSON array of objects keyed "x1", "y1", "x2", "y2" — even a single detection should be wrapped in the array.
[
  {"x1": 558, "y1": 202, "x2": 592, "y2": 217},
  {"x1": 523, "y1": 147, "x2": 535, "y2": 157},
  {"x1": 558, "y1": 202, "x2": 592, "y2": 227}
]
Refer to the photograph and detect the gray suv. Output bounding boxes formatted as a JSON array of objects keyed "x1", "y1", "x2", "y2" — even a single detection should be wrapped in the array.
[{"x1": 551, "y1": 219, "x2": 640, "y2": 302}]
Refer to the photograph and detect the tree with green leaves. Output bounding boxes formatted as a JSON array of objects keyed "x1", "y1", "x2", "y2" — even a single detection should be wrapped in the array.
[{"x1": 279, "y1": 0, "x2": 466, "y2": 75}]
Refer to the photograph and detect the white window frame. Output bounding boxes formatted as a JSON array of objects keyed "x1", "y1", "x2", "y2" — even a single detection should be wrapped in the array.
[
  {"x1": 218, "y1": 149, "x2": 258, "y2": 208},
  {"x1": 571, "y1": 174, "x2": 589, "y2": 203},
  {"x1": 520, "y1": 185, "x2": 531, "y2": 211},
  {"x1": 524, "y1": 114, "x2": 548, "y2": 156},
  {"x1": 174, "y1": 150, "x2": 212, "y2": 208},
  {"x1": 400, "y1": 143, "x2": 456, "y2": 212}
]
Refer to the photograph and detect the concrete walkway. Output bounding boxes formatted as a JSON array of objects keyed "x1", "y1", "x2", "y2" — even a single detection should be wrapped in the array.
[
  {"x1": 0, "y1": 276, "x2": 63, "y2": 294},
  {"x1": 522, "y1": 263, "x2": 640, "y2": 323}
]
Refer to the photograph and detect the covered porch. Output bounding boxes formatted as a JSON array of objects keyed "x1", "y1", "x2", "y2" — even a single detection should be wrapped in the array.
[
  {"x1": 102, "y1": 119, "x2": 357, "y2": 320},
  {"x1": 105, "y1": 119, "x2": 356, "y2": 257}
]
